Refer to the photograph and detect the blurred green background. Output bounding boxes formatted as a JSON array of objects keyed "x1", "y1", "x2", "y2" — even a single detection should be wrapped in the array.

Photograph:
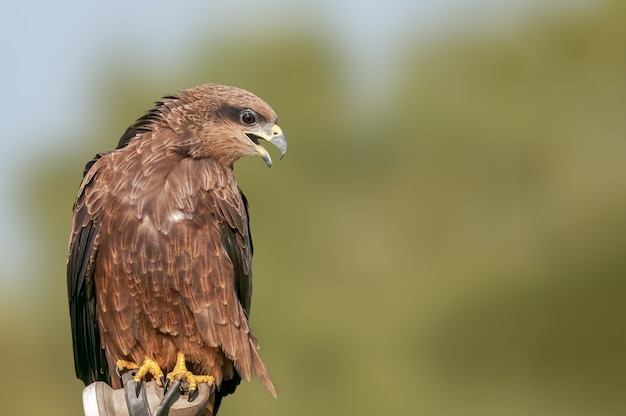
[{"x1": 1, "y1": 1, "x2": 626, "y2": 415}]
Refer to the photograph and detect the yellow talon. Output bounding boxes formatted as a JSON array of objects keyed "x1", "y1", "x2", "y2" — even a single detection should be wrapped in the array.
[
  {"x1": 166, "y1": 352, "x2": 214, "y2": 393},
  {"x1": 194, "y1": 375, "x2": 215, "y2": 384},
  {"x1": 116, "y1": 358, "x2": 165, "y2": 386},
  {"x1": 116, "y1": 359, "x2": 139, "y2": 371}
]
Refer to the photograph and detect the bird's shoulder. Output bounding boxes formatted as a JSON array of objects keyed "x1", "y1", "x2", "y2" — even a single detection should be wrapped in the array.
[{"x1": 78, "y1": 135, "x2": 245, "y2": 235}]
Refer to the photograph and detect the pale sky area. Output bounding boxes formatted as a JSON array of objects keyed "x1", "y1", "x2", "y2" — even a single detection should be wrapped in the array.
[{"x1": 0, "y1": 0, "x2": 589, "y2": 287}]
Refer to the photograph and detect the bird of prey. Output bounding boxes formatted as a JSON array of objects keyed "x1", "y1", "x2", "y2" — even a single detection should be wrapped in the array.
[{"x1": 67, "y1": 83, "x2": 286, "y2": 415}]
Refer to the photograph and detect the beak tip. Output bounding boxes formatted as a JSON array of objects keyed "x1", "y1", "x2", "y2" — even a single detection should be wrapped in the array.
[
  {"x1": 271, "y1": 135, "x2": 287, "y2": 161},
  {"x1": 248, "y1": 125, "x2": 286, "y2": 167}
]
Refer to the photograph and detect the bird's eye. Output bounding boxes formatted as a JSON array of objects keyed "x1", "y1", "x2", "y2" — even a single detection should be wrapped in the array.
[{"x1": 240, "y1": 110, "x2": 257, "y2": 125}]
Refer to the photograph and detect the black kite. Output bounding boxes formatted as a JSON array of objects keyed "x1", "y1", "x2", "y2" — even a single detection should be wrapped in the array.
[{"x1": 67, "y1": 83, "x2": 286, "y2": 414}]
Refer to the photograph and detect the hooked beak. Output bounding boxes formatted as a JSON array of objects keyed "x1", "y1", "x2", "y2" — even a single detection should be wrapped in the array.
[{"x1": 245, "y1": 124, "x2": 287, "y2": 167}]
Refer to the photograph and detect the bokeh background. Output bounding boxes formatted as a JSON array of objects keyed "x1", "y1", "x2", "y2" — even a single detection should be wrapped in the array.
[{"x1": 1, "y1": 1, "x2": 625, "y2": 415}]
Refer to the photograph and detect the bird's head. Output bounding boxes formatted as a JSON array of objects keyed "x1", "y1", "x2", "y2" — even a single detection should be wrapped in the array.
[{"x1": 171, "y1": 83, "x2": 287, "y2": 167}]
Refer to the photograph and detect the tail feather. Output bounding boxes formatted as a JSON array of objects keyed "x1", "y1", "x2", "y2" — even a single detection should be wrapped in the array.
[{"x1": 249, "y1": 338, "x2": 277, "y2": 397}]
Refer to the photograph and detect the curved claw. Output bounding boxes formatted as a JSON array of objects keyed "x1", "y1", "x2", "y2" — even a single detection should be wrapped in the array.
[
  {"x1": 188, "y1": 387, "x2": 199, "y2": 402},
  {"x1": 163, "y1": 378, "x2": 172, "y2": 394},
  {"x1": 135, "y1": 377, "x2": 142, "y2": 398}
]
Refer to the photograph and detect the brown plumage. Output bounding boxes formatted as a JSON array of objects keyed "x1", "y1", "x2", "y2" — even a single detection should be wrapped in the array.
[{"x1": 67, "y1": 83, "x2": 286, "y2": 414}]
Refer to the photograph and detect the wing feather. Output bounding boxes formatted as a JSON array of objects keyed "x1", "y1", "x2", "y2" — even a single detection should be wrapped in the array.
[
  {"x1": 165, "y1": 159, "x2": 274, "y2": 394},
  {"x1": 67, "y1": 168, "x2": 108, "y2": 385}
]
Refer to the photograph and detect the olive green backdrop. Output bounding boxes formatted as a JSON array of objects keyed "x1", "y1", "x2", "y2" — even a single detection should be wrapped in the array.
[{"x1": 1, "y1": 1, "x2": 625, "y2": 415}]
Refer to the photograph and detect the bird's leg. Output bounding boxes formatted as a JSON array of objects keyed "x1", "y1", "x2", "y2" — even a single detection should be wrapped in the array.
[
  {"x1": 165, "y1": 352, "x2": 215, "y2": 402},
  {"x1": 117, "y1": 357, "x2": 166, "y2": 396}
]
